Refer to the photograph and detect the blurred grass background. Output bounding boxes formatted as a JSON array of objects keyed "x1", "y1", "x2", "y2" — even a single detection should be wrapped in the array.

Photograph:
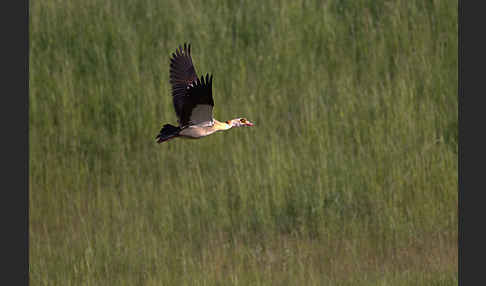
[{"x1": 29, "y1": 0, "x2": 458, "y2": 284}]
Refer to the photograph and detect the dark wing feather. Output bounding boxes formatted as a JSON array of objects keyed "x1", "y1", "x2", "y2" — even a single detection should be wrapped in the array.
[
  {"x1": 179, "y1": 73, "x2": 214, "y2": 128},
  {"x1": 169, "y1": 43, "x2": 198, "y2": 121}
]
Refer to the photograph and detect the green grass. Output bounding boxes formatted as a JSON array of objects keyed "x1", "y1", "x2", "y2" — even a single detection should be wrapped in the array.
[{"x1": 30, "y1": 0, "x2": 458, "y2": 284}]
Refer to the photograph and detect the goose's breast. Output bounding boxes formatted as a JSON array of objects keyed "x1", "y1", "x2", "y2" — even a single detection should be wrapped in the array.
[{"x1": 179, "y1": 126, "x2": 217, "y2": 138}]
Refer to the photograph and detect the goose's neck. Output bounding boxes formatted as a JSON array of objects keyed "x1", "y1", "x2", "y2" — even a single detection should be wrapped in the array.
[{"x1": 214, "y1": 119, "x2": 232, "y2": 130}]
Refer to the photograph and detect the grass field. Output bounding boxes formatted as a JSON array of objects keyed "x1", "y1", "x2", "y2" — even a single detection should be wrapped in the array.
[{"x1": 29, "y1": 0, "x2": 458, "y2": 284}]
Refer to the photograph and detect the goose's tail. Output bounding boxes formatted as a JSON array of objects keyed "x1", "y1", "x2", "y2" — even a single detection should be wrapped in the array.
[{"x1": 156, "y1": 124, "x2": 180, "y2": 143}]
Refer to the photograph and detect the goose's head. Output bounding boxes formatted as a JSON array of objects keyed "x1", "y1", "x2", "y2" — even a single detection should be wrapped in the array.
[{"x1": 227, "y1": 118, "x2": 254, "y2": 127}]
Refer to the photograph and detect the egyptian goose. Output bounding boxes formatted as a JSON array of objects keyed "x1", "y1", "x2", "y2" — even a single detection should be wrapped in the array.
[{"x1": 156, "y1": 43, "x2": 254, "y2": 143}]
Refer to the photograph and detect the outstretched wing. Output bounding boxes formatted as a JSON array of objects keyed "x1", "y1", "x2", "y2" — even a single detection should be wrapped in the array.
[
  {"x1": 179, "y1": 73, "x2": 214, "y2": 128},
  {"x1": 169, "y1": 43, "x2": 198, "y2": 121}
]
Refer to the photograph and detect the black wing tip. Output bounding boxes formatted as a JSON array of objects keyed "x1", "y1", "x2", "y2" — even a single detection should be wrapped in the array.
[
  {"x1": 176, "y1": 42, "x2": 191, "y2": 55},
  {"x1": 183, "y1": 42, "x2": 191, "y2": 54},
  {"x1": 206, "y1": 73, "x2": 213, "y2": 85},
  {"x1": 197, "y1": 73, "x2": 211, "y2": 86},
  {"x1": 196, "y1": 73, "x2": 213, "y2": 87},
  {"x1": 185, "y1": 73, "x2": 213, "y2": 91},
  {"x1": 170, "y1": 42, "x2": 192, "y2": 62}
]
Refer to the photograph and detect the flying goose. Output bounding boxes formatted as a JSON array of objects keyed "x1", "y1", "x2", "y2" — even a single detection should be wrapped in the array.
[{"x1": 156, "y1": 43, "x2": 254, "y2": 143}]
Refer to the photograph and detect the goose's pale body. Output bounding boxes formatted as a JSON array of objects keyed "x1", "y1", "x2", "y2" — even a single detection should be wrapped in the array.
[{"x1": 178, "y1": 120, "x2": 231, "y2": 138}]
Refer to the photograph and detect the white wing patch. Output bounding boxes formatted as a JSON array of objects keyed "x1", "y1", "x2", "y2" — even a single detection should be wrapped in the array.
[{"x1": 189, "y1": 104, "x2": 214, "y2": 126}]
